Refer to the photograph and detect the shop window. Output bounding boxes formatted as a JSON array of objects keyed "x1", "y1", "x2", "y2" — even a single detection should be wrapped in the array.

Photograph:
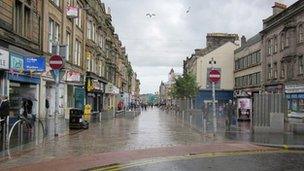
[{"x1": 291, "y1": 99, "x2": 298, "y2": 112}]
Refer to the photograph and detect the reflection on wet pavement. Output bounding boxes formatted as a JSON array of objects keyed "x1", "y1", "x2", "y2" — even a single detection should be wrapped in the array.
[{"x1": 0, "y1": 108, "x2": 215, "y2": 168}]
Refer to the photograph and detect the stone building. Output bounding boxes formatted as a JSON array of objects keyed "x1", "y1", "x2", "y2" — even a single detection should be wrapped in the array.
[
  {"x1": 183, "y1": 33, "x2": 239, "y2": 108},
  {"x1": 260, "y1": 1, "x2": 304, "y2": 113},
  {"x1": 0, "y1": 0, "x2": 43, "y2": 117},
  {"x1": 234, "y1": 34, "x2": 262, "y2": 120},
  {"x1": 0, "y1": 0, "x2": 138, "y2": 118}
]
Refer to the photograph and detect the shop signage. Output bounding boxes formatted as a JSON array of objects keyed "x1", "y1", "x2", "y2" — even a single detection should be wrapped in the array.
[
  {"x1": 0, "y1": 49, "x2": 9, "y2": 69},
  {"x1": 10, "y1": 53, "x2": 24, "y2": 70},
  {"x1": 66, "y1": 71, "x2": 81, "y2": 82},
  {"x1": 24, "y1": 57, "x2": 45, "y2": 72},
  {"x1": 92, "y1": 80, "x2": 101, "y2": 90},
  {"x1": 67, "y1": 6, "x2": 79, "y2": 18},
  {"x1": 105, "y1": 83, "x2": 119, "y2": 94},
  {"x1": 285, "y1": 84, "x2": 304, "y2": 93},
  {"x1": 237, "y1": 98, "x2": 252, "y2": 110}
]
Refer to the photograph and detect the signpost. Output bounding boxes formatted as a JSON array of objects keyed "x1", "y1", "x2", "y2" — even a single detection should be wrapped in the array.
[
  {"x1": 50, "y1": 55, "x2": 64, "y2": 136},
  {"x1": 209, "y1": 58, "x2": 220, "y2": 135}
]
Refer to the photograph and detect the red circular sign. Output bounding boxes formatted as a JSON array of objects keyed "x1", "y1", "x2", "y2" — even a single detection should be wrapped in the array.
[
  {"x1": 49, "y1": 55, "x2": 64, "y2": 70},
  {"x1": 209, "y1": 69, "x2": 221, "y2": 83}
]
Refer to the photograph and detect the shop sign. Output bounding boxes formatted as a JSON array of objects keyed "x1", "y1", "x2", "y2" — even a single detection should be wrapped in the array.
[
  {"x1": 105, "y1": 83, "x2": 119, "y2": 94},
  {"x1": 0, "y1": 49, "x2": 9, "y2": 69},
  {"x1": 67, "y1": 6, "x2": 79, "y2": 18},
  {"x1": 10, "y1": 53, "x2": 24, "y2": 71},
  {"x1": 24, "y1": 57, "x2": 45, "y2": 72},
  {"x1": 285, "y1": 84, "x2": 304, "y2": 93},
  {"x1": 66, "y1": 71, "x2": 81, "y2": 82},
  {"x1": 92, "y1": 80, "x2": 101, "y2": 90}
]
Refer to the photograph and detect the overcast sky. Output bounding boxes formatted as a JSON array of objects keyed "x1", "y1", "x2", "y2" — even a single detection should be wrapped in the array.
[{"x1": 102, "y1": 0, "x2": 297, "y2": 94}]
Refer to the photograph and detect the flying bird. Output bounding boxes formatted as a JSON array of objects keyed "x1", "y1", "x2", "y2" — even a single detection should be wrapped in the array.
[
  {"x1": 186, "y1": 7, "x2": 191, "y2": 13},
  {"x1": 146, "y1": 13, "x2": 156, "y2": 18}
]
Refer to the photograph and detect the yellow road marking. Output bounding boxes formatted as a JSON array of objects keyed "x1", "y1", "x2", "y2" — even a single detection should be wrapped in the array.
[{"x1": 91, "y1": 149, "x2": 304, "y2": 171}]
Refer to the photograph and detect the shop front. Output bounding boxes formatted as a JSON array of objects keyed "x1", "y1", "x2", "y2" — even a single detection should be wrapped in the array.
[
  {"x1": 0, "y1": 48, "x2": 9, "y2": 96},
  {"x1": 8, "y1": 52, "x2": 45, "y2": 117},
  {"x1": 105, "y1": 83, "x2": 119, "y2": 111},
  {"x1": 285, "y1": 84, "x2": 304, "y2": 113},
  {"x1": 65, "y1": 70, "x2": 85, "y2": 110},
  {"x1": 86, "y1": 77, "x2": 104, "y2": 114}
]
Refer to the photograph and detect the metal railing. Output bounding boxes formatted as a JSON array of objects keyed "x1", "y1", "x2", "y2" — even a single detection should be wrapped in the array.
[{"x1": 1, "y1": 114, "x2": 46, "y2": 152}]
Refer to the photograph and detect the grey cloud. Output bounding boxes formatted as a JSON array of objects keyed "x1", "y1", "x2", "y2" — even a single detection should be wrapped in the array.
[{"x1": 103, "y1": 0, "x2": 297, "y2": 93}]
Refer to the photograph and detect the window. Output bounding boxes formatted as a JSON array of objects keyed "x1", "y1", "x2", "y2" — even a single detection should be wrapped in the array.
[
  {"x1": 280, "y1": 33, "x2": 285, "y2": 50},
  {"x1": 87, "y1": 20, "x2": 93, "y2": 39},
  {"x1": 286, "y1": 31, "x2": 290, "y2": 47},
  {"x1": 239, "y1": 58, "x2": 244, "y2": 69},
  {"x1": 14, "y1": 1, "x2": 23, "y2": 34},
  {"x1": 281, "y1": 62, "x2": 285, "y2": 78},
  {"x1": 268, "y1": 39, "x2": 272, "y2": 55},
  {"x1": 74, "y1": 40, "x2": 81, "y2": 66},
  {"x1": 252, "y1": 73, "x2": 257, "y2": 85},
  {"x1": 67, "y1": 0, "x2": 72, "y2": 6},
  {"x1": 248, "y1": 74, "x2": 252, "y2": 86},
  {"x1": 66, "y1": 32, "x2": 72, "y2": 61},
  {"x1": 257, "y1": 51, "x2": 261, "y2": 63},
  {"x1": 257, "y1": 72, "x2": 261, "y2": 85},
  {"x1": 48, "y1": 18, "x2": 60, "y2": 54},
  {"x1": 268, "y1": 64, "x2": 272, "y2": 79},
  {"x1": 98, "y1": 33, "x2": 103, "y2": 48},
  {"x1": 235, "y1": 60, "x2": 239, "y2": 70},
  {"x1": 299, "y1": 56, "x2": 303, "y2": 75},
  {"x1": 244, "y1": 56, "x2": 248, "y2": 68},
  {"x1": 274, "y1": 36, "x2": 278, "y2": 53},
  {"x1": 51, "y1": 0, "x2": 60, "y2": 7},
  {"x1": 248, "y1": 54, "x2": 252, "y2": 66},
  {"x1": 299, "y1": 24, "x2": 304, "y2": 43},
  {"x1": 273, "y1": 63, "x2": 278, "y2": 79},
  {"x1": 75, "y1": 2, "x2": 82, "y2": 28}
]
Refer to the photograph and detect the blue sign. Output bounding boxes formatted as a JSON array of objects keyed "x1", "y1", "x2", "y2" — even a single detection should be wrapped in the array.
[
  {"x1": 298, "y1": 94, "x2": 304, "y2": 99},
  {"x1": 24, "y1": 57, "x2": 45, "y2": 72}
]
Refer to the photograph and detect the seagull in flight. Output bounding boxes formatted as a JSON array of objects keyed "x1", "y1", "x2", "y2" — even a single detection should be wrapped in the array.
[
  {"x1": 146, "y1": 13, "x2": 156, "y2": 18},
  {"x1": 186, "y1": 7, "x2": 191, "y2": 13}
]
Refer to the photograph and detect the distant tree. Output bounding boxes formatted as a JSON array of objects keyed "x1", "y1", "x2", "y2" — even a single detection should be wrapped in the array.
[{"x1": 171, "y1": 72, "x2": 198, "y2": 99}]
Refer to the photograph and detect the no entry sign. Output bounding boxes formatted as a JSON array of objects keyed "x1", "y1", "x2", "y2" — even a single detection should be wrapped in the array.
[
  {"x1": 209, "y1": 69, "x2": 221, "y2": 83},
  {"x1": 49, "y1": 55, "x2": 64, "y2": 70}
]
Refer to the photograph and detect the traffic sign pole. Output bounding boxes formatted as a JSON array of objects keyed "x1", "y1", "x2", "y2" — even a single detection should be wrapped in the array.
[
  {"x1": 209, "y1": 58, "x2": 219, "y2": 136},
  {"x1": 49, "y1": 55, "x2": 64, "y2": 137}
]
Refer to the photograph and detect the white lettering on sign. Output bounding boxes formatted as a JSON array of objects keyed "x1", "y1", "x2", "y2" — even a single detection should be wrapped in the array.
[
  {"x1": 210, "y1": 74, "x2": 220, "y2": 78},
  {"x1": 49, "y1": 61, "x2": 63, "y2": 64}
]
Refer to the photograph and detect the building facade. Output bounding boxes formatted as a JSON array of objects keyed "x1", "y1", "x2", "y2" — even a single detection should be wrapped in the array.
[
  {"x1": 0, "y1": 0, "x2": 139, "y2": 118},
  {"x1": 234, "y1": 34, "x2": 262, "y2": 120},
  {"x1": 261, "y1": 1, "x2": 304, "y2": 113}
]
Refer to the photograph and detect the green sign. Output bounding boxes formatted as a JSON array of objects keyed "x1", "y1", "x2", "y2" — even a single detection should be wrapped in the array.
[{"x1": 10, "y1": 53, "x2": 24, "y2": 70}]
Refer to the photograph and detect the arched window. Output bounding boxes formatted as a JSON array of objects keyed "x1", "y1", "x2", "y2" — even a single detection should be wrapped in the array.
[
  {"x1": 280, "y1": 33, "x2": 285, "y2": 50},
  {"x1": 299, "y1": 24, "x2": 304, "y2": 43}
]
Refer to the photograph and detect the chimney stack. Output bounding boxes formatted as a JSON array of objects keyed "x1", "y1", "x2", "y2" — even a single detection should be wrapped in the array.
[
  {"x1": 241, "y1": 36, "x2": 246, "y2": 47},
  {"x1": 272, "y1": 2, "x2": 287, "y2": 15}
]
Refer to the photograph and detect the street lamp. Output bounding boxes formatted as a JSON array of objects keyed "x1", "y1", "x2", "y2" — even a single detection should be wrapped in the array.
[{"x1": 209, "y1": 57, "x2": 217, "y2": 135}]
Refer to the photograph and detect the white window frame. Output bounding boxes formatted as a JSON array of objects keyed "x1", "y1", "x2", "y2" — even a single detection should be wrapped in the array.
[{"x1": 48, "y1": 18, "x2": 59, "y2": 54}]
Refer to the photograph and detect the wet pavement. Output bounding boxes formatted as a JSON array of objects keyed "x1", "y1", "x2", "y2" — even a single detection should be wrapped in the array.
[
  {"x1": 0, "y1": 108, "x2": 304, "y2": 170},
  {"x1": 121, "y1": 150, "x2": 304, "y2": 171},
  {"x1": 0, "y1": 108, "x2": 218, "y2": 169}
]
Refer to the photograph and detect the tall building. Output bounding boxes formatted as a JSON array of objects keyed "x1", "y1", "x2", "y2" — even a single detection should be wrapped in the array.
[
  {"x1": 260, "y1": 1, "x2": 304, "y2": 113},
  {"x1": 234, "y1": 34, "x2": 262, "y2": 120}
]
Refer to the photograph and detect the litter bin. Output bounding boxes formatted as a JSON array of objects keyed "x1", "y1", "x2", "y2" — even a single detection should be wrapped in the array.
[{"x1": 69, "y1": 108, "x2": 89, "y2": 129}]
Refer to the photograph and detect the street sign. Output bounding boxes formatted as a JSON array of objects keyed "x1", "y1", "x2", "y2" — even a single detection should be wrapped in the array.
[
  {"x1": 49, "y1": 55, "x2": 64, "y2": 70},
  {"x1": 209, "y1": 69, "x2": 221, "y2": 83}
]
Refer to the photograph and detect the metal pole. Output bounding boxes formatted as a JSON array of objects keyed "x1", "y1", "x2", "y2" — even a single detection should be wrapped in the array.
[
  {"x1": 210, "y1": 58, "x2": 217, "y2": 135},
  {"x1": 54, "y1": 70, "x2": 59, "y2": 137}
]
